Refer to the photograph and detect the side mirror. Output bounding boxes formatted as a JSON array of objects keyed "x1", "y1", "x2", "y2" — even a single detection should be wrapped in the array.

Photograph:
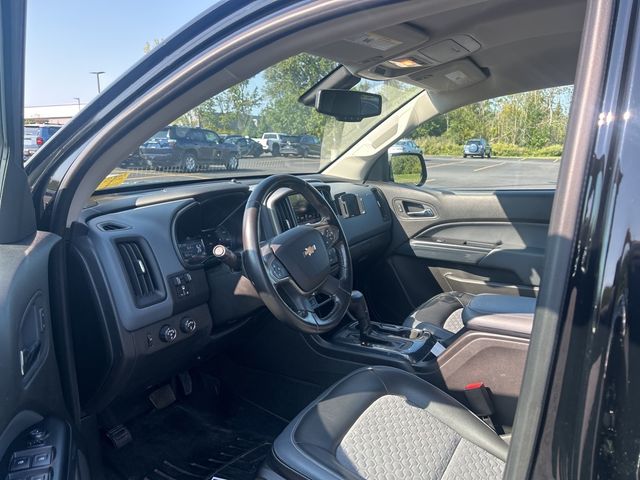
[
  {"x1": 315, "y1": 89, "x2": 382, "y2": 122},
  {"x1": 389, "y1": 153, "x2": 427, "y2": 186}
]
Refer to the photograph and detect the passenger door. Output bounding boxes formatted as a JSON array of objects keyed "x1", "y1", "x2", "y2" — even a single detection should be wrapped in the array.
[
  {"x1": 0, "y1": 2, "x2": 83, "y2": 478},
  {"x1": 370, "y1": 161, "x2": 554, "y2": 324}
]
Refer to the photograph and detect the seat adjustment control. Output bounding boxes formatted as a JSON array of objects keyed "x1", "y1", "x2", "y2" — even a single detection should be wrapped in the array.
[{"x1": 159, "y1": 325, "x2": 177, "y2": 343}]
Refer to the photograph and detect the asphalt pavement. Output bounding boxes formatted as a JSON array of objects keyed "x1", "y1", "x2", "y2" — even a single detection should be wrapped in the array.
[{"x1": 109, "y1": 155, "x2": 561, "y2": 190}]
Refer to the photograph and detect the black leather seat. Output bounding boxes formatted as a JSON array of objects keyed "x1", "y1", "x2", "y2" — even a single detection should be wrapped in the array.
[
  {"x1": 260, "y1": 366, "x2": 507, "y2": 480},
  {"x1": 404, "y1": 291, "x2": 536, "y2": 337}
]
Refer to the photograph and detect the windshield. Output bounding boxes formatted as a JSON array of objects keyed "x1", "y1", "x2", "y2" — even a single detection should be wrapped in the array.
[{"x1": 96, "y1": 53, "x2": 422, "y2": 191}]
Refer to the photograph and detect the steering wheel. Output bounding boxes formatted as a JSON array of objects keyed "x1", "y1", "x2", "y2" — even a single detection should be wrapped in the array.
[{"x1": 242, "y1": 175, "x2": 353, "y2": 333}]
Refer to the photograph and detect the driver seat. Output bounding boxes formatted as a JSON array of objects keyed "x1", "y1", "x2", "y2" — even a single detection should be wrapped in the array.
[{"x1": 259, "y1": 366, "x2": 507, "y2": 480}]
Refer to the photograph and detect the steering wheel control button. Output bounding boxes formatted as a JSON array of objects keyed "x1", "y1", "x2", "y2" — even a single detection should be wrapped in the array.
[
  {"x1": 180, "y1": 317, "x2": 197, "y2": 334},
  {"x1": 270, "y1": 260, "x2": 287, "y2": 279},
  {"x1": 159, "y1": 325, "x2": 177, "y2": 343},
  {"x1": 9, "y1": 455, "x2": 31, "y2": 471}
]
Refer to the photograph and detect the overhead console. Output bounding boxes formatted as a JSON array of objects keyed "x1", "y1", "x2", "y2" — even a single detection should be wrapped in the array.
[
  {"x1": 362, "y1": 34, "x2": 481, "y2": 80},
  {"x1": 310, "y1": 21, "x2": 487, "y2": 92}
]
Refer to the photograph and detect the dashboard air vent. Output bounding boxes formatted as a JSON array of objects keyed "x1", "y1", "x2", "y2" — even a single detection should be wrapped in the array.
[
  {"x1": 371, "y1": 188, "x2": 391, "y2": 221},
  {"x1": 316, "y1": 185, "x2": 337, "y2": 213},
  {"x1": 98, "y1": 221, "x2": 130, "y2": 231},
  {"x1": 275, "y1": 200, "x2": 296, "y2": 232},
  {"x1": 117, "y1": 239, "x2": 164, "y2": 307}
]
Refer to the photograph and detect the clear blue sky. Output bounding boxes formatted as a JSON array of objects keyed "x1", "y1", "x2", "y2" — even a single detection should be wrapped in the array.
[{"x1": 25, "y1": 0, "x2": 216, "y2": 106}]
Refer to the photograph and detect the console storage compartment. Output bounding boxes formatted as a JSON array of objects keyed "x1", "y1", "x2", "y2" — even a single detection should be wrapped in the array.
[{"x1": 461, "y1": 294, "x2": 535, "y2": 338}]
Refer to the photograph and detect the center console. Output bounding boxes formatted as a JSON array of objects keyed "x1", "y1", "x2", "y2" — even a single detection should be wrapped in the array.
[
  {"x1": 330, "y1": 290, "x2": 449, "y2": 364},
  {"x1": 332, "y1": 321, "x2": 446, "y2": 364}
]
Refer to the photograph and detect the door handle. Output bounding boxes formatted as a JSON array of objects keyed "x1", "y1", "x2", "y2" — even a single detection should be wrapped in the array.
[
  {"x1": 19, "y1": 342, "x2": 41, "y2": 377},
  {"x1": 392, "y1": 199, "x2": 438, "y2": 218},
  {"x1": 402, "y1": 201, "x2": 436, "y2": 218},
  {"x1": 406, "y1": 207, "x2": 436, "y2": 217}
]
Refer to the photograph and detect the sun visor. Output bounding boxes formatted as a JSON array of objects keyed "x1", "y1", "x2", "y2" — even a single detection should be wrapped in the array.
[{"x1": 410, "y1": 59, "x2": 488, "y2": 92}]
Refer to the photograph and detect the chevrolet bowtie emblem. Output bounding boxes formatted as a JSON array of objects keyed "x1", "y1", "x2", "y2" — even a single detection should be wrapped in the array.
[{"x1": 303, "y1": 244, "x2": 317, "y2": 257}]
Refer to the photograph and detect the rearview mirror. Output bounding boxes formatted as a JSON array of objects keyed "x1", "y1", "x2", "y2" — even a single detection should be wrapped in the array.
[
  {"x1": 315, "y1": 89, "x2": 382, "y2": 122},
  {"x1": 389, "y1": 153, "x2": 427, "y2": 186}
]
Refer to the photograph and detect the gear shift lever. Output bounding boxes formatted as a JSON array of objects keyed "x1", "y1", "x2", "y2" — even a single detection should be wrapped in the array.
[{"x1": 349, "y1": 290, "x2": 375, "y2": 344}]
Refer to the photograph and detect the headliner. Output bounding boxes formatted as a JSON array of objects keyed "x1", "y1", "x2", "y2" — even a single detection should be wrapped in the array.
[{"x1": 309, "y1": 0, "x2": 585, "y2": 111}]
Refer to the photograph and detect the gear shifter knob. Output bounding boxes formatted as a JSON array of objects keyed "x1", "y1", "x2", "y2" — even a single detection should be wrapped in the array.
[{"x1": 349, "y1": 290, "x2": 371, "y2": 341}]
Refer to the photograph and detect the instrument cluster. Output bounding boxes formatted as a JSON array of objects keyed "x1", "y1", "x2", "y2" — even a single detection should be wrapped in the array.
[{"x1": 174, "y1": 193, "x2": 246, "y2": 266}]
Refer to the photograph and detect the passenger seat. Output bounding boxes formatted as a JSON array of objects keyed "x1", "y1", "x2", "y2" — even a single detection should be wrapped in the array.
[{"x1": 403, "y1": 291, "x2": 536, "y2": 336}]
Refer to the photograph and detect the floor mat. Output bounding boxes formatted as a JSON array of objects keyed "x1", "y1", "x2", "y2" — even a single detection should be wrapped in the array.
[{"x1": 103, "y1": 397, "x2": 285, "y2": 480}]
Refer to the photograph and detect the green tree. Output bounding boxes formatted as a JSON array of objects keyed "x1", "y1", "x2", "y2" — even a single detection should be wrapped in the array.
[
  {"x1": 259, "y1": 53, "x2": 337, "y2": 135},
  {"x1": 413, "y1": 115, "x2": 447, "y2": 137}
]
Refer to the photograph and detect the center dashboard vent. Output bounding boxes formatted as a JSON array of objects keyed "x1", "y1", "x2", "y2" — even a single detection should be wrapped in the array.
[
  {"x1": 275, "y1": 200, "x2": 296, "y2": 232},
  {"x1": 371, "y1": 187, "x2": 391, "y2": 221},
  {"x1": 315, "y1": 185, "x2": 337, "y2": 213},
  {"x1": 116, "y1": 239, "x2": 165, "y2": 307}
]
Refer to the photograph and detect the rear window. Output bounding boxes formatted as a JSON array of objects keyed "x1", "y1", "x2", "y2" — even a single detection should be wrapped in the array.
[
  {"x1": 263, "y1": 134, "x2": 276, "y2": 139},
  {"x1": 24, "y1": 126, "x2": 39, "y2": 134},
  {"x1": 466, "y1": 140, "x2": 482, "y2": 145}
]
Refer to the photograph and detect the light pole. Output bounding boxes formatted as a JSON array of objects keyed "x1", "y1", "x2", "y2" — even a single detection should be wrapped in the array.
[
  {"x1": 89, "y1": 71, "x2": 105, "y2": 94},
  {"x1": 73, "y1": 97, "x2": 81, "y2": 111}
]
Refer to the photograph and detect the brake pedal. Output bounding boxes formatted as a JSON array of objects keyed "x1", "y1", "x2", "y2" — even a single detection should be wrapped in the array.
[{"x1": 149, "y1": 384, "x2": 176, "y2": 410}]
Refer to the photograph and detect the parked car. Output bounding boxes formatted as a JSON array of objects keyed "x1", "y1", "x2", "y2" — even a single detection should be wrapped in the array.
[
  {"x1": 280, "y1": 134, "x2": 322, "y2": 157},
  {"x1": 223, "y1": 135, "x2": 262, "y2": 158},
  {"x1": 139, "y1": 125, "x2": 240, "y2": 171},
  {"x1": 118, "y1": 151, "x2": 149, "y2": 169},
  {"x1": 23, "y1": 124, "x2": 61, "y2": 159},
  {"x1": 258, "y1": 132, "x2": 287, "y2": 156},
  {"x1": 389, "y1": 138, "x2": 422, "y2": 155},
  {"x1": 463, "y1": 138, "x2": 492, "y2": 158}
]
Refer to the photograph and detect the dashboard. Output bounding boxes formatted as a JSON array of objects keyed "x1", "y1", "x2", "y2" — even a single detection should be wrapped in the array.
[{"x1": 71, "y1": 178, "x2": 393, "y2": 414}]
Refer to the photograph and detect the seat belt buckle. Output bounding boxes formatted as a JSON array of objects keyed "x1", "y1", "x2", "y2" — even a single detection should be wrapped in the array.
[
  {"x1": 464, "y1": 382, "x2": 504, "y2": 434},
  {"x1": 463, "y1": 382, "x2": 494, "y2": 417}
]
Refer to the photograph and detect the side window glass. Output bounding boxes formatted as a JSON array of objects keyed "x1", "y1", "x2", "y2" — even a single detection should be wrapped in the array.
[
  {"x1": 190, "y1": 130, "x2": 205, "y2": 142},
  {"x1": 394, "y1": 86, "x2": 572, "y2": 190},
  {"x1": 204, "y1": 131, "x2": 220, "y2": 143}
]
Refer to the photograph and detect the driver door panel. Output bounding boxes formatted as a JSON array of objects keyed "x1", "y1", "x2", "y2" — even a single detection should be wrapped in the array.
[
  {"x1": 370, "y1": 183, "x2": 552, "y2": 324},
  {"x1": 0, "y1": 234, "x2": 81, "y2": 479}
]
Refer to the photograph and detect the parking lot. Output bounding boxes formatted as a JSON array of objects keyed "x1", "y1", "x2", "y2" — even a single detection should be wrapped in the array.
[{"x1": 109, "y1": 155, "x2": 561, "y2": 190}]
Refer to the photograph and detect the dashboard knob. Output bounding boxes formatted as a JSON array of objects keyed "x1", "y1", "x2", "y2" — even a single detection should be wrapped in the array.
[
  {"x1": 159, "y1": 325, "x2": 177, "y2": 343},
  {"x1": 180, "y1": 317, "x2": 197, "y2": 334}
]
